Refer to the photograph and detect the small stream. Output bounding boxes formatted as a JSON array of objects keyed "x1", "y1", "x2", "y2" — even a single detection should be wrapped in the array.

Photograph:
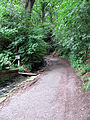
[
  {"x1": 0, "y1": 75, "x2": 27, "y2": 98},
  {"x1": 0, "y1": 58, "x2": 51, "y2": 99}
]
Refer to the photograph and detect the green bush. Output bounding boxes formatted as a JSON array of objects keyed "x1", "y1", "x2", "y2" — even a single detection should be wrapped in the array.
[
  {"x1": 18, "y1": 66, "x2": 24, "y2": 72},
  {"x1": 54, "y1": 0, "x2": 89, "y2": 64},
  {"x1": 0, "y1": 1, "x2": 49, "y2": 70},
  {"x1": 53, "y1": 0, "x2": 90, "y2": 90},
  {"x1": 0, "y1": 51, "x2": 12, "y2": 70}
]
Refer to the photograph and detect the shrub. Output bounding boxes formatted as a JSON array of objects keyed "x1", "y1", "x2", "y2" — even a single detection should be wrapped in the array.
[{"x1": 0, "y1": 1, "x2": 48, "y2": 70}]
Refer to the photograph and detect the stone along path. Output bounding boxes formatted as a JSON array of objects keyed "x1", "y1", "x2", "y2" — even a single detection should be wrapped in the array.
[{"x1": 0, "y1": 56, "x2": 89, "y2": 120}]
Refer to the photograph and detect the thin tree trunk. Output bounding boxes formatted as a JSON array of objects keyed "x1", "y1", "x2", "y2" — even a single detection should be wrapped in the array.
[
  {"x1": 42, "y1": 5, "x2": 45, "y2": 23},
  {"x1": 25, "y1": 0, "x2": 35, "y2": 15}
]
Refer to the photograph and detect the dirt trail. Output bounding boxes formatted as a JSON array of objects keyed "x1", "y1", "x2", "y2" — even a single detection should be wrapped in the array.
[{"x1": 0, "y1": 56, "x2": 89, "y2": 120}]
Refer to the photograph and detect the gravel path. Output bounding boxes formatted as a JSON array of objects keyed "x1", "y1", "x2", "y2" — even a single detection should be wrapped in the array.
[{"x1": 0, "y1": 56, "x2": 89, "y2": 120}]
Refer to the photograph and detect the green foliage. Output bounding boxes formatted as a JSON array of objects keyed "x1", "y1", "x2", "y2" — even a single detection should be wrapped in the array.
[
  {"x1": 82, "y1": 76, "x2": 90, "y2": 91},
  {"x1": 54, "y1": 0, "x2": 89, "y2": 61},
  {"x1": 53, "y1": 0, "x2": 90, "y2": 90},
  {"x1": 17, "y1": 27, "x2": 48, "y2": 68},
  {"x1": 0, "y1": 0, "x2": 25, "y2": 51},
  {"x1": 18, "y1": 66, "x2": 24, "y2": 72},
  {"x1": 0, "y1": 0, "x2": 49, "y2": 70},
  {"x1": 0, "y1": 51, "x2": 13, "y2": 70}
]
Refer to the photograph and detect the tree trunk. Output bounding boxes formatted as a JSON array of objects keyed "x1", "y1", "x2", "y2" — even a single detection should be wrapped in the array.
[
  {"x1": 42, "y1": 4, "x2": 45, "y2": 23},
  {"x1": 25, "y1": 0, "x2": 35, "y2": 14}
]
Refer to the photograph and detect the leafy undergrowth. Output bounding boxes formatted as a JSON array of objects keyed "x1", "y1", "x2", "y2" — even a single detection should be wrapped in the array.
[
  {"x1": 78, "y1": 70, "x2": 90, "y2": 91},
  {"x1": 73, "y1": 61, "x2": 90, "y2": 91},
  {"x1": 82, "y1": 73, "x2": 90, "y2": 91}
]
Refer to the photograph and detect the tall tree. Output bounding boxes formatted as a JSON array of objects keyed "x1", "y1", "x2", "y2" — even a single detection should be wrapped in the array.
[
  {"x1": 25, "y1": 0, "x2": 35, "y2": 14},
  {"x1": 40, "y1": 0, "x2": 48, "y2": 23}
]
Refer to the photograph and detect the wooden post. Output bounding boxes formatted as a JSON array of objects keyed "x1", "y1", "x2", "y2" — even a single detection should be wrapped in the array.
[
  {"x1": 18, "y1": 60, "x2": 20, "y2": 66},
  {"x1": 15, "y1": 55, "x2": 20, "y2": 67}
]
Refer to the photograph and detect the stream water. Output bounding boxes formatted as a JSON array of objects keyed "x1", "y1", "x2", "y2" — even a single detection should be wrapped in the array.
[
  {"x1": 0, "y1": 75, "x2": 27, "y2": 98},
  {"x1": 0, "y1": 58, "x2": 50, "y2": 99}
]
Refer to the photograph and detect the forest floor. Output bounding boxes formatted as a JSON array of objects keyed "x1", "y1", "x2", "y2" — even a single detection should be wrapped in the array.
[{"x1": 0, "y1": 56, "x2": 89, "y2": 120}]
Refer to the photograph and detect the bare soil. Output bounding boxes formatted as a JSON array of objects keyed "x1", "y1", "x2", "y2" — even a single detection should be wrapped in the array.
[{"x1": 0, "y1": 56, "x2": 89, "y2": 120}]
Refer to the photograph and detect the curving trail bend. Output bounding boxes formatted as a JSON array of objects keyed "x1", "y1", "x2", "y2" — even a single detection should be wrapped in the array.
[{"x1": 0, "y1": 56, "x2": 89, "y2": 120}]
